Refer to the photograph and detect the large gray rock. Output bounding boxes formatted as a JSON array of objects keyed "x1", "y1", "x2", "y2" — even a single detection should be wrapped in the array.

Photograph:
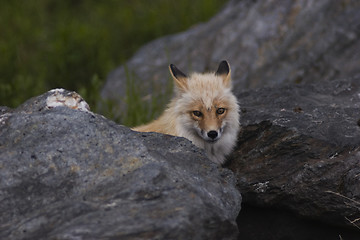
[
  {"x1": 227, "y1": 78, "x2": 360, "y2": 236},
  {"x1": 102, "y1": 0, "x2": 360, "y2": 118},
  {"x1": 0, "y1": 89, "x2": 241, "y2": 240}
]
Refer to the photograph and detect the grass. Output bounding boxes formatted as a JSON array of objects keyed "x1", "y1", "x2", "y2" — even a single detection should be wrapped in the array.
[
  {"x1": 0, "y1": 0, "x2": 225, "y2": 125},
  {"x1": 326, "y1": 190, "x2": 360, "y2": 230}
]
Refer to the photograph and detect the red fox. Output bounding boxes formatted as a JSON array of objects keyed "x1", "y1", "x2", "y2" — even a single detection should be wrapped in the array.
[{"x1": 133, "y1": 61, "x2": 240, "y2": 164}]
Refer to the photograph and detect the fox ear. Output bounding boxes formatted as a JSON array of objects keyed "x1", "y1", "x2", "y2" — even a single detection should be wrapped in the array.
[
  {"x1": 215, "y1": 60, "x2": 231, "y2": 87},
  {"x1": 169, "y1": 64, "x2": 188, "y2": 90}
]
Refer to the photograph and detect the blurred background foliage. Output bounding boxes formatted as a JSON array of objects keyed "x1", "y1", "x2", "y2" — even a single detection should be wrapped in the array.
[{"x1": 0, "y1": 0, "x2": 224, "y2": 123}]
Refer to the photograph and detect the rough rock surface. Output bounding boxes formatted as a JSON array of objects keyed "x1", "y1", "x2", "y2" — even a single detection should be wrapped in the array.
[
  {"x1": 227, "y1": 78, "x2": 360, "y2": 237},
  {"x1": 0, "y1": 89, "x2": 241, "y2": 240},
  {"x1": 102, "y1": 0, "x2": 360, "y2": 117}
]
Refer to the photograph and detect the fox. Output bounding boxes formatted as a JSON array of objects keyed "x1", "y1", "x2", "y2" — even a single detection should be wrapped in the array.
[{"x1": 133, "y1": 60, "x2": 240, "y2": 164}]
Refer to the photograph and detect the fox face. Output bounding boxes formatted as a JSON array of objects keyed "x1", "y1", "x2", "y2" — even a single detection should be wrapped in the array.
[
  {"x1": 169, "y1": 61, "x2": 240, "y2": 163},
  {"x1": 190, "y1": 100, "x2": 228, "y2": 142},
  {"x1": 133, "y1": 60, "x2": 239, "y2": 164}
]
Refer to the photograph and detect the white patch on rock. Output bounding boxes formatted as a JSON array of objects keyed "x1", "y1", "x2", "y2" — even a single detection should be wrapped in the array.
[
  {"x1": 49, "y1": 88, "x2": 65, "y2": 93},
  {"x1": 46, "y1": 89, "x2": 90, "y2": 112},
  {"x1": 0, "y1": 113, "x2": 12, "y2": 126},
  {"x1": 253, "y1": 181, "x2": 270, "y2": 193}
]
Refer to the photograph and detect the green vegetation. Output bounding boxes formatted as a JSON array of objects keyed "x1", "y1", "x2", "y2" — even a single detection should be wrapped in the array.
[{"x1": 0, "y1": 0, "x2": 224, "y2": 125}]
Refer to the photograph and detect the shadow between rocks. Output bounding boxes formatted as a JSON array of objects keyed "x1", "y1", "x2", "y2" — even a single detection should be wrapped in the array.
[{"x1": 237, "y1": 204, "x2": 360, "y2": 240}]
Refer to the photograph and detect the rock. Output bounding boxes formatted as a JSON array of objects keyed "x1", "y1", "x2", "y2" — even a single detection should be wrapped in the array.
[
  {"x1": 101, "y1": 0, "x2": 360, "y2": 118},
  {"x1": 226, "y1": 78, "x2": 360, "y2": 234},
  {"x1": 0, "y1": 89, "x2": 241, "y2": 240},
  {"x1": 237, "y1": 205, "x2": 360, "y2": 240}
]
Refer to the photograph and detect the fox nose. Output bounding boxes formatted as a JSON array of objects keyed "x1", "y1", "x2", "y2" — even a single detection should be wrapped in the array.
[{"x1": 207, "y1": 130, "x2": 218, "y2": 139}]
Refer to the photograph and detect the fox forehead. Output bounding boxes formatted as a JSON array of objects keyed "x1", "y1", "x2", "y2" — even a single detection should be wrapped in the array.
[
  {"x1": 186, "y1": 73, "x2": 231, "y2": 109},
  {"x1": 192, "y1": 98, "x2": 229, "y2": 112},
  {"x1": 187, "y1": 73, "x2": 227, "y2": 90}
]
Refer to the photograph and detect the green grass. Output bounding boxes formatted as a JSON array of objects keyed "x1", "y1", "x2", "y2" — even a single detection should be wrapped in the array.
[
  {"x1": 0, "y1": 0, "x2": 225, "y2": 125},
  {"x1": 119, "y1": 66, "x2": 174, "y2": 127}
]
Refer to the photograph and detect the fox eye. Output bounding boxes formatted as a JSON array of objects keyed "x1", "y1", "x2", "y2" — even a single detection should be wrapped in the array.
[
  {"x1": 192, "y1": 111, "x2": 202, "y2": 117},
  {"x1": 216, "y1": 108, "x2": 226, "y2": 115}
]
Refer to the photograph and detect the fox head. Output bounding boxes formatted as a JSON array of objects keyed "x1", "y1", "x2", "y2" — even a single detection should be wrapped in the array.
[{"x1": 169, "y1": 61, "x2": 239, "y2": 146}]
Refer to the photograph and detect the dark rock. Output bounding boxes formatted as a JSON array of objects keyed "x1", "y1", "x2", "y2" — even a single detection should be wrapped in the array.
[
  {"x1": 237, "y1": 204, "x2": 360, "y2": 240},
  {"x1": 0, "y1": 89, "x2": 241, "y2": 240},
  {"x1": 102, "y1": 0, "x2": 360, "y2": 118},
  {"x1": 226, "y1": 78, "x2": 360, "y2": 233}
]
